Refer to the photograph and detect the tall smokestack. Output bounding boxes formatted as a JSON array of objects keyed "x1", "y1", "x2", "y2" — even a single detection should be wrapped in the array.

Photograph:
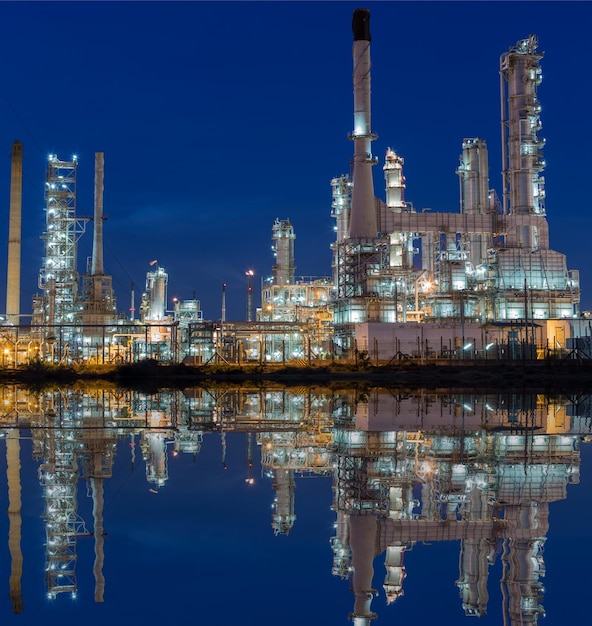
[
  {"x1": 6, "y1": 141, "x2": 23, "y2": 324},
  {"x1": 91, "y1": 152, "x2": 105, "y2": 276},
  {"x1": 348, "y1": 9, "x2": 377, "y2": 239}
]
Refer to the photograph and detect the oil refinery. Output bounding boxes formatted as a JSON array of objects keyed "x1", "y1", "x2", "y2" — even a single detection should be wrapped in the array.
[{"x1": 0, "y1": 9, "x2": 588, "y2": 366}]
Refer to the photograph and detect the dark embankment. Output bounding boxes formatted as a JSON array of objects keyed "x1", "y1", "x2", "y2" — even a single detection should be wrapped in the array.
[{"x1": 3, "y1": 358, "x2": 592, "y2": 392}]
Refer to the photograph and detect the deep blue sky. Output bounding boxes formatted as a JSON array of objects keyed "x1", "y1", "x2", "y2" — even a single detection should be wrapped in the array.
[{"x1": 0, "y1": 1, "x2": 591, "y2": 321}]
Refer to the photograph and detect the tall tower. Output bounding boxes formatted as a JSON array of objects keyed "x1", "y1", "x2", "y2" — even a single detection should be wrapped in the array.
[
  {"x1": 142, "y1": 264, "x2": 168, "y2": 321},
  {"x1": 348, "y1": 8, "x2": 378, "y2": 239},
  {"x1": 456, "y1": 138, "x2": 492, "y2": 269},
  {"x1": 78, "y1": 152, "x2": 117, "y2": 327},
  {"x1": 271, "y1": 218, "x2": 295, "y2": 286},
  {"x1": 6, "y1": 141, "x2": 23, "y2": 325},
  {"x1": 500, "y1": 35, "x2": 545, "y2": 219},
  {"x1": 245, "y1": 270, "x2": 255, "y2": 321},
  {"x1": 37, "y1": 154, "x2": 87, "y2": 331}
]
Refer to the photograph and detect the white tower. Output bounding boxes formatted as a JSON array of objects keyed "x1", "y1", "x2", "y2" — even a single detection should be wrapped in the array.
[
  {"x1": 271, "y1": 218, "x2": 295, "y2": 286},
  {"x1": 500, "y1": 35, "x2": 545, "y2": 219},
  {"x1": 348, "y1": 8, "x2": 378, "y2": 240}
]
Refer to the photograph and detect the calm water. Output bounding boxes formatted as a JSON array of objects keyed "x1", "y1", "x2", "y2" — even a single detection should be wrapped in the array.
[{"x1": 0, "y1": 386, "x2": 591, "y2": 625}]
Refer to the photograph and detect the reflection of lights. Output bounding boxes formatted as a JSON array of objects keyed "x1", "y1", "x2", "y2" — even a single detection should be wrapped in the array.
[
  {"x1": 486, "y1": 343, "x2": 495, "y2": 350},
  {"x1": 245, "y1": 478, "x2": 255, "y2": 485}
]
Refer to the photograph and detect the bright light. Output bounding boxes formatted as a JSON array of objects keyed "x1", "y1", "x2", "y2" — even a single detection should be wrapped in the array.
[
  {"x1": 485, "y1": 343, "x2": 495, "y2": 350},
  {"x1": 463, "y1": 343, "x2": 472, "y2": 350}
]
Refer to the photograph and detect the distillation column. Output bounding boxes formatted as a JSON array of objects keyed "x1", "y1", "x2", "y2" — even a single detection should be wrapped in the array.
[
  {"x1": 5, "y1": 141, "x2": 23, "y2": 325},
  {"x1": 457, "y1": 138, "x2": 491, "y2": 269},
  {"x1": 37, "y1": 154, "x2": 87, "y2": 332},
  {"x1": 348, "y1": 8, "x2": 377, "y2": 240},
  {"x1": 384, "y1": 149, "x2": 414, "y2": 270},
  {"x1": 271, "y1": 219, "x2": 296, "y2": 286},
  {"x1": 500, "y1": 36, "x2": 545, "y2": 222}
]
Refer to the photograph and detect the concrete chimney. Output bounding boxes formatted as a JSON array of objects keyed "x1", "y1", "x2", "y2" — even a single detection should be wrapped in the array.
[
  {"x1": 92, "y1": 152, "x2": 105, "y2": 276},
  {"x1": 348, "y1": 9, "x2": 378, "y2": 239},
  {"x1": 5, "y1": 141, "x2": 23, "y2": 324}
]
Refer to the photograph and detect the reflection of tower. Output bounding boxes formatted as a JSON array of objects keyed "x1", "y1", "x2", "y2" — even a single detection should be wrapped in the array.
[
  {"x1": 6, "y1": 429, "x2": 23, "y2": 613},
  {"x1": 142, "y1": 432, "x2": 169, "y2": 488},
  {"x1": 271, "y1": 469, "x2": 296, "y2": 535},
  {"x1": 500, "y1": 503, "x2": 548, "y2": 625},
  {"x1": 271, "y1": 219, "x2": 295, "y2": 286},
  {"x1": 140, "y1": 406, "x2": 173, "y2": 489},
  {"x1": 456, "y1": 477, "x2": 493, "y2": 616},
  {"x1": 6, "y1": 140, "x2": 23, "y2": 325},
  {"x1": 37, "y1": 395, "x2": 87, "y2": 599},
  {"x1": 79, "y1": 391, "x2": 117, "y2": 603},
  {"x1": 261, "y1": 433, "x2": 297, "y2": 534}
]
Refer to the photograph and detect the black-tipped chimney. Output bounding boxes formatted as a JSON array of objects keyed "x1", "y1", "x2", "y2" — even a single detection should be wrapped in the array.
[{"x1": 352, "y1": 8, "x2": 371, "y2": 42}]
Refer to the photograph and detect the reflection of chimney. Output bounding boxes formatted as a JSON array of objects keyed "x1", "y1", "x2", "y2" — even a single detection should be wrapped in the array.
[
  {"x1": 6, "y1": 141, "x2": 23, "y2": 324},
  {"x1": 349, "y1": 514, "x2": 378, "y2": 624},
  {"x1": 348, "y1": 9, "x2": 377, "y2": 239},
  {"x1": 91, "y1": 477, "x2": 105, "y2": 602},
  {"x1": 6, "y1": 430, "x2": 23, "y2": 613},
  {"x1": 92, "y1": 152, "x2": 105, "y2": 276}
]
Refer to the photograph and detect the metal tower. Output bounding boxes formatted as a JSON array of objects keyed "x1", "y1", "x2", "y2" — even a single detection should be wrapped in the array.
[
  {"x1": 37, "y1": 393, "x2": 87, "y2": 599},
  {"x1": 271, "y1": 219, "x2": 296, "y2": 286},
  {"x1": 38, "y1": 154, "x2": 88, "y2": 331},
  {"x1": 245, "y1": 269, "x2": 255, "y2": 322},
  {"x1": 500, "y1": 35, "x2": 545, "y2": 219}
]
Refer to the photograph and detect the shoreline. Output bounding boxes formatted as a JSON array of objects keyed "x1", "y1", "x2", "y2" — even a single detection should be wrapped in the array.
[{"x1": 1, "y1": 358, "x2": 591, "y2": 392}]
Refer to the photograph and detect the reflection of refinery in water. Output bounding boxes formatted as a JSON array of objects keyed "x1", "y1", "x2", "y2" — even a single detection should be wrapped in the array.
[
  {"x1": 1, "y1": 9, "x2": 588, "y2": 365},
  {"x1": 0, "y1": 385, "x2": 590, "y2": 623}
]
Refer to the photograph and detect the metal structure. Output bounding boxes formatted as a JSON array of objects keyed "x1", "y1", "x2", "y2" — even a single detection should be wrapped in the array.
[
  {"x1": 271, "y1": 218, "x2": 296, "y2": 286},
  {"x1": 245, "y1": 269, "x2": 255, "y2": 322},
  {"x1": 0, "y1": 10, "x2": 585, "y2": 368},
  {"x1": 36, "y1": 154, "x2": 88, "y2": 333},
  {"x1": 328, "y1": 12, "x2": 579, "y2": 348}
]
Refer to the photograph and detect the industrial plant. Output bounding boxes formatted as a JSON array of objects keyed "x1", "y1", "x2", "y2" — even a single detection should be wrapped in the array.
[{"x1": 0, "y1": 9, "x2": 587, "y2": 365}]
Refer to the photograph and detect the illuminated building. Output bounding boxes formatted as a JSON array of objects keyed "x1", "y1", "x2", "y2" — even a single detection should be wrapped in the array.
[
  {"x1": 330, "y1": 11, "x2": 579, "y2": 354},
  {"x1": 0, "y1": 8, "x2": 586, "y2": 365}
]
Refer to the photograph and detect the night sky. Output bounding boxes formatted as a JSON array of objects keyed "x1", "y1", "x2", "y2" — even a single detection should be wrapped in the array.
[{"x1": 0, "y1": 1, "x2": 591, "y2": 321}]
